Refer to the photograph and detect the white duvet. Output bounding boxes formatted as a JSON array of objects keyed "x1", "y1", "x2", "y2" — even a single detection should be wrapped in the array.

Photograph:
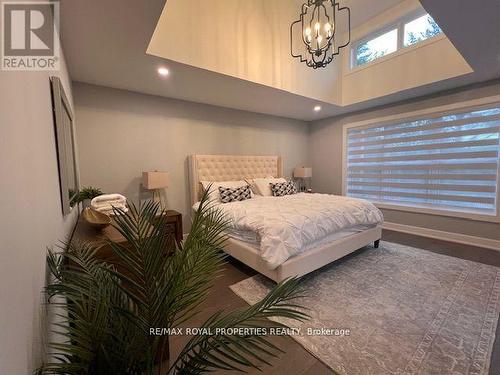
[{"x1": 207, "y1": 193, "x2": 383, "y2": 270}]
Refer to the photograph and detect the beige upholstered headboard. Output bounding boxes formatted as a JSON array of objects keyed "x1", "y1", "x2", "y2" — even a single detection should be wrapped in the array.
[{"x1": 188, "y1": 154, "x2": 283, "y2": 204}]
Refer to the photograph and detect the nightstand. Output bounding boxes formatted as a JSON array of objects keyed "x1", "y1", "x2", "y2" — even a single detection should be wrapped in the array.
[
  {"x1": 161, "y1": 210, "x2": 183, "y2": 245},
  {"x1": 72, "y1": 210, "x2": 183, "y2": 263}
]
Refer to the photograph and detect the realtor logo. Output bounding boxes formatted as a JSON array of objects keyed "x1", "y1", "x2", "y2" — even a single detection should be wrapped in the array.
[{"x1": 1, "y1": 1, "x2": 60, "y2": 70}]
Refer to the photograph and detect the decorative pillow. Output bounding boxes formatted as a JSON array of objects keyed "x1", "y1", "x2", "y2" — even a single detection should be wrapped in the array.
[
  {"x1": 251, "y1": 177, "x2": 287, "y2": 196},
  {"x1": 201, "y1": 180, "x2": 249, "y2": 202},
  {"x1": 218, "y1": 185, "x2": 252, "y2": 203},
  {"x1": 269, "y1": 180, "x2": 297, "y2": 197}
]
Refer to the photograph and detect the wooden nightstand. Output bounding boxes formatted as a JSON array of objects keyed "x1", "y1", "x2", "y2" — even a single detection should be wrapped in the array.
[
  {"x1": 72, "y1": 210, "x2": 183, "y2": 263},
  {"x1": 161, "y1": 210, "x2": 183, "y2": 245}
]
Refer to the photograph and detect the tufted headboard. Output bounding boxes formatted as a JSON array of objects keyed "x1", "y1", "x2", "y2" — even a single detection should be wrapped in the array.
[{"x1": 188, "y1": 154, "x2": 283, "y2": 204}]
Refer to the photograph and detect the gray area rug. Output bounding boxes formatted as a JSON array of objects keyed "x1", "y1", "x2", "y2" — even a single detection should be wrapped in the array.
[{"x1": 230, "y1": 242, "x2": 500, "y2": 375}]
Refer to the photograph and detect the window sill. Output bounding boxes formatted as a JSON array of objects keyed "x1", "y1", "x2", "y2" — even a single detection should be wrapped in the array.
[
  {"x1": 371, "y1": 201, "x2": 500, "y2": 223},
  {"x1": 346, "y1": 33, "x2": 446, "y2": 76}
]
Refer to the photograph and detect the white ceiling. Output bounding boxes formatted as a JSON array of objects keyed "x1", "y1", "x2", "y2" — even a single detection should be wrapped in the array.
[
  {"x1": 343, "y1": 0, "x2": 405, "y2": 27},
  {"x1": 60, "y1": 0, "x2": 500, "y2": 121},
  {"x1": 60, "y1": 0, "x2": 331, "y2": 121}
]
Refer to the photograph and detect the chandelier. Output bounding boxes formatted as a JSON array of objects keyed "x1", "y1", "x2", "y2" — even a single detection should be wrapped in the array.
[{"x1": 290, "y1": 0, "x2": 351, "y2": 69}]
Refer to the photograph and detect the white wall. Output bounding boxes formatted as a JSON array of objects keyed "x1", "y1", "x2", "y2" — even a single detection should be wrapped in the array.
[
  {"x1": 148, "y1": 0, "x2": 342, "y2": 105},
  {"x1": 0, "y1": 54, "x2": 78, "y2": 373},
  {"x1": 73, "y1": 83, "x2": 311, "y2": 230},
  {"x1": 342, "y1": 36, "x2": 472, "y2": 105},
  {"x1": 340, "y1": 0, "x2": 472, "y2": 105},
  {"x1": 310, "y1": 80, "x2": 500, "y2": 240},
  {"x1": 148, "y1": 0, "x2": 472, "y2": 108}
]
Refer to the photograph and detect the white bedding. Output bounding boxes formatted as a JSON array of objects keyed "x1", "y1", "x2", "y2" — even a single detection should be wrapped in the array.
[
  {"x1": 224, "y1": 225, "x2": 374, "y2": 249},
  {"x1": 195, "y1": 193, "x2": 383, "y2": 269},
  {"x1": 224, "y1": 227, "x2": 261, "y2": 244}
]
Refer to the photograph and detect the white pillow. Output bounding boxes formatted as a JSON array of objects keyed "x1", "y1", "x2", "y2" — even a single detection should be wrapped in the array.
[
  {"x1": 201, "y1": 180, "x2": 250, "y2": 203},
  {"x1": 251, "y1": 177, "x2": 287, "y2": 196}
]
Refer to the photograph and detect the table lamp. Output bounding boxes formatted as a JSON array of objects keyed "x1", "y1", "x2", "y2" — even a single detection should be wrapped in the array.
[
  {"x1": 142, "y1": 171, "x2": 169, "y2": 209},
  {"x1": 293, "y1": 167, "x2": 312, "y2": 192}
]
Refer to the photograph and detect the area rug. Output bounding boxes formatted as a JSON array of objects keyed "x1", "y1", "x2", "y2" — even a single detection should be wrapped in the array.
[{"x1": 230, "y1": 242, "x2": 500, "y2": 375}]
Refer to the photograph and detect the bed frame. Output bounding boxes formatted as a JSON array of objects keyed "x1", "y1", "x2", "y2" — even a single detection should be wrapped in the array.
[{"x1": 188, "y1": 154, "x2": 382, "y2": 282}]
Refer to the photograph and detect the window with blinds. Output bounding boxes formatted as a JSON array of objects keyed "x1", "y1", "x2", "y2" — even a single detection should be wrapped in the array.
[{"x1": 345, "y1": 106, "x2": 500, "y2": 217}]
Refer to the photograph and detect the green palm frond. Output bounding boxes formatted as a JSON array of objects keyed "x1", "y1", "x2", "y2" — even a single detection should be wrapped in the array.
[
  {"x1": 38, "y1": 188, "x2": 310, "y2": 375},
  {"x1": 164, "y1": 194, "x2": 230, "y2": 326},
  {"x1": 105, "y1": 190, "x2": 230, "y2": 368},
  {"x1": 171, "y1": 278, "x2": 308, "y2": 374},
  {"x1": 39, "y1": 242, "x2": 140, "y2": 375}
]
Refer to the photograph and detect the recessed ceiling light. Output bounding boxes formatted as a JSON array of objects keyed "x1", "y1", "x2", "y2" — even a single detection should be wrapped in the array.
[
  {"x1": 314, "y1": 105, "x2": 322, "y2": 112},
  {"x1": 158, "y1": 67, "x2": 169, "y2": 77}
]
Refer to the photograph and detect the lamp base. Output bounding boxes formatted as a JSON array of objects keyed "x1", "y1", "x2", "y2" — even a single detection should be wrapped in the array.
[
  {"x1": 139, "y1": 185, "x2": 168, "y2": 211},
  {"x1": 152, "y1": 189, "x2": 168, "y2": 210}
]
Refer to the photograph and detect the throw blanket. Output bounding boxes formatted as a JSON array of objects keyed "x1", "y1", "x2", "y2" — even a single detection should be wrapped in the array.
[
  {"x1": 91, "y1": 193, "x2": 126, "y2": 207},
  {"x1": 214, "y1": 193, "x2": 383, "y2": 269},
  {"x1": 91, "y1": 194, "x2": 127, "y2": 215}
]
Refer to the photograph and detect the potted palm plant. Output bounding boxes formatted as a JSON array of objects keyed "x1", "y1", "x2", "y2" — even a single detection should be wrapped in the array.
[
  {"x1": 71, "y1": 186, "x2": 103, "y2": 208},
  {"x1": 38, "y1": 190, "x2": 308, "y2": 374}
]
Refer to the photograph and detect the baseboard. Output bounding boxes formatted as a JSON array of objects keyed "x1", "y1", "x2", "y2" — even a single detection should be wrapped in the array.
[{"x1": 383, "y1": 222, "x2": 500, "y2": 252}]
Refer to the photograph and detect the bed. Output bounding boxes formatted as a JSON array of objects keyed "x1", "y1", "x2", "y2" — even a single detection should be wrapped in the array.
[{"x1": 189, "y1": 154, "x2": 383, "y2": 282}]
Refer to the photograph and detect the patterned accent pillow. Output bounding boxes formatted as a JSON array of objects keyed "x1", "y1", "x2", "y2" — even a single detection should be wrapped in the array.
[
  {"x1": 269, "y1": 181, "x2": 297, "y2": 197},
  {"x1": 218, "y1": 185, "x2": 252, "y2": 203}
]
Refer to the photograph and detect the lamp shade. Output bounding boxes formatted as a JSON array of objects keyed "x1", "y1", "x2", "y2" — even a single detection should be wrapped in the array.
[
  {"x1": 142, "y1": 171, "x2": 169, "y2": 189},
  {"x1": 293, "y1": 167, "x2": 312, "y2": 178}
]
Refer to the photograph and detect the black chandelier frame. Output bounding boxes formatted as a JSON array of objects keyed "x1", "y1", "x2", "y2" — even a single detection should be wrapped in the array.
[{"x1": 290, "y1": 0, "x2": 351, "y2": 69}]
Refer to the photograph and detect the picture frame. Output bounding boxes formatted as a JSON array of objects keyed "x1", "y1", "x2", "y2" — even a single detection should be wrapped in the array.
[{"x1": 50, "y1": 76, "x2": 79, "y2": 215}]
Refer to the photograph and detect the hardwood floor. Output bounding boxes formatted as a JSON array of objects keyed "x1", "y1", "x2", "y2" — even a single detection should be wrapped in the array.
[{"x1": 170, "y1": 230, "x2": 500, "y2": 375}]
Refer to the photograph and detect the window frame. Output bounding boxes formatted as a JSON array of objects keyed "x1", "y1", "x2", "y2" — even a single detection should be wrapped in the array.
[
  {"x1": 341, "y1": 96, "x2": 500, "y2": 223},
  {"x1": 350, "y1": 10, "x2": 443, "y2": 69},
  {"x1": 351, "y1": 24, "x2": 400, "y2": 68}
]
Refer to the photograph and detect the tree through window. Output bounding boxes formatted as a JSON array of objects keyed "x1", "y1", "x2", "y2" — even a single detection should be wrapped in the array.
[
  {"x1": 352, "y1": 13, "x2": 443, "y2": 68},
  {"x1": 404, "y1": 14, "x2": 442, "y2": 47}
]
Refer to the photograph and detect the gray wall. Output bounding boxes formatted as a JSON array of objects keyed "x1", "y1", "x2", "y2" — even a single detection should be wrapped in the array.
[
  {"x1": 310, "y1": 81, "x2": 500, "y2": 240},
  {"x1": 0, "y1": 56, "x2": 78, "y2": 373},
  {"x1": 74, "y1": 83, "x2": 311, "y2": 230}
]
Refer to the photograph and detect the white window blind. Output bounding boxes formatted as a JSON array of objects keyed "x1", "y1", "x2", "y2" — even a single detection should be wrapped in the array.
[{"x1": 346, "y1": 106, "x2": 500, "y2": 217}]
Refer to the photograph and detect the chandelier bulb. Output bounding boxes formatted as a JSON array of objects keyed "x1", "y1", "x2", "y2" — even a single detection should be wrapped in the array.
[{"x1": 314, "y1": 22, "x2": 321, "y2": 31}]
